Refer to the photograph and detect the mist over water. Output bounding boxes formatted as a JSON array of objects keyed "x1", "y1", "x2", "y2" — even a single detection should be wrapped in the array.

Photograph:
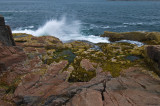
[{"x1": 13, "y1": 17, "x2": 110, "y2": 43}]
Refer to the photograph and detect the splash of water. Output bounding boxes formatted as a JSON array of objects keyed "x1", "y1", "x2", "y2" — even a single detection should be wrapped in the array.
[
  {"x1": 12, "y1": 17, "x2": 144, "y2": 46},
  {"x1": 12, "y1": 17, "x2": 110, "y2": 43}
]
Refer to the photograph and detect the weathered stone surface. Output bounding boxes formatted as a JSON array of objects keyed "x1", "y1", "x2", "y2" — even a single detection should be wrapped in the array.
[
  {"x1": 13, "y1": 60, "x2": 69, "y2": 104},
  {"x1": 47, "y1": 60, "x2": 68, "y2": 76},
  {"x1": 80, "y1": 59, "x2": 96, "y2": 71},
  {"x1": 101, "y1": 31, "x2": 147, "y2": 42},
  {"x1": 0, "y1": 43, "x2": 26, "y2": 73},
  {"x1": 66, "y1": 89, "x2": 103, "y2": 106},
  {"x1": 40, "y1": 67, "x2": 160, "y2": 106},
  {"x1": 103, "y1": 67, "x2": 160, "y2": 106}
]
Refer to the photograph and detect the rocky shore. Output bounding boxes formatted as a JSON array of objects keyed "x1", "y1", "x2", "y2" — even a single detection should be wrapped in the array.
[{"x1": 0, "y1": 15, "x2": 160, "y2": 106}]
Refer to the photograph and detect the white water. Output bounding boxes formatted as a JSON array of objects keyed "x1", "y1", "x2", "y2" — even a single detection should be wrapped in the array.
[
  {"x1": 13, "y1": 17, "x2": 110, "y2": 43},
  {"x1": 116, "y1": 40, "x2": 144, "y2": 47},
  {"x1": 12, "y1": 17, "x2": 144, "y2": 46}
]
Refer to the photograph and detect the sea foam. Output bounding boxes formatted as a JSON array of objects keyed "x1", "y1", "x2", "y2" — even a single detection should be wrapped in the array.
[
  {"x1": 116, "y1": 40, "x2": 144, "y2": 47},
  {"x1": 13, "y1": 17, "x2": 110, "y2": 43}
]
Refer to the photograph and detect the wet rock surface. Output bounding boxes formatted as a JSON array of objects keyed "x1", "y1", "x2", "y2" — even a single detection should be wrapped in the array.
[{"x1": 0, "y1": 16, "x2": 160, "y2": 105}]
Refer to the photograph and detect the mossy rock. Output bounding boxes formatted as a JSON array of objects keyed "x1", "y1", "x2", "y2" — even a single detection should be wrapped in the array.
[
  {"x1": 44, "y1": 43, "x2": 64, "y2": 50},
  {"x1": 96, "y1": 42, "x2": 145, "y2": 77},
  {"x1": 68, "y1": 58, "x2": 96, "y2": 82},
  {"x1": 67, "y1": 41, "x2": 92, "y2": 51},
  {"x1": 101, "y1": 31, "x2": 160, "y2": 45},
  {"x1": 68, "y1": 66, "x2": 96, "y2": 82},
  {"x1": 101, "y1": 57, "x2": 141, "y2": 77},
  {"x1": 101, "y1": 62, "x2": 122, "y2": 77},
  {"x1": 101, "y1": 31, "x2": 146, "y2": 42},
  {"x1": 130, "y1": 46, "x2": 145, "y2": 56},
  {"x1": 101, "y1": 31, "x2": 124, "y2": 42},
  {"x1": 32, "y1": 36, "x2": 62, "y2": 44},
  {"x1": 13, "y1": 33, "x2": 33, "y2": 38},
  {"x1": 121, "y1": 32, "x2": 147, "y2": 41},
  {"x1": 146, "y1": 32, "x2": 160, "y2": 41},
  {"x1": 98, "y1": 42, "x2": 135, "y2": 58},
  {"x1": 14, "y1": 34, "x2": 33, "y2": 43}
]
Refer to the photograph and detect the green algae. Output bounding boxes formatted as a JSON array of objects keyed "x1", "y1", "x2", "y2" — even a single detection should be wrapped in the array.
[
  {"x1": 67, "y1": 42, "x2": 144, "y2": 79},
  {"x1": 68, "y1": 58, "x2": 96, "y2": 82},
  {"x1": 42, "y1": 41, "x2": 146, "y2": 80},
  {"x1": 96, "y1": 42, "x2": 145, "y2": 77},
  {"x1": 68, "y1": 66, "x2": 96, "y2": 82},
  {"x1": 101, "y1": 62, "x2": 122, "y2": 77}
]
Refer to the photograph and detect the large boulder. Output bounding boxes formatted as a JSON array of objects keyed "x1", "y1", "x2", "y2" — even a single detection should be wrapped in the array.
[
  {"x1": 101, "y1": 31, "x2": 160, "y2": 44},
  {"x1": 0, "y1": 15, "x2": 15, "y2": 46},
  {"x1": 145, "y1": 45, "x2": 160, "y2": 75},
  {"x1": 101, "y1": 31, "x2": 147, "y2": 42}
]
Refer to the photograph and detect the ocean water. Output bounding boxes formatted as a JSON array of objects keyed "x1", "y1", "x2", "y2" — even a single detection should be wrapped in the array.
[{"x1": 0, "y1": 0, "x2": 160, "y2": 43}]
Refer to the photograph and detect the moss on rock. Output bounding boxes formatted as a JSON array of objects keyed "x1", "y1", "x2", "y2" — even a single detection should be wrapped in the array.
[
  {"x1": 101, "y1": 31, "x2": 160, "y2": 45},
  {"x1": 68, "y1": 58, "x2": 96, "y2": 82},
  {"x1": 11, "y1": 33, "x2": 152, "y2": 83}
]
